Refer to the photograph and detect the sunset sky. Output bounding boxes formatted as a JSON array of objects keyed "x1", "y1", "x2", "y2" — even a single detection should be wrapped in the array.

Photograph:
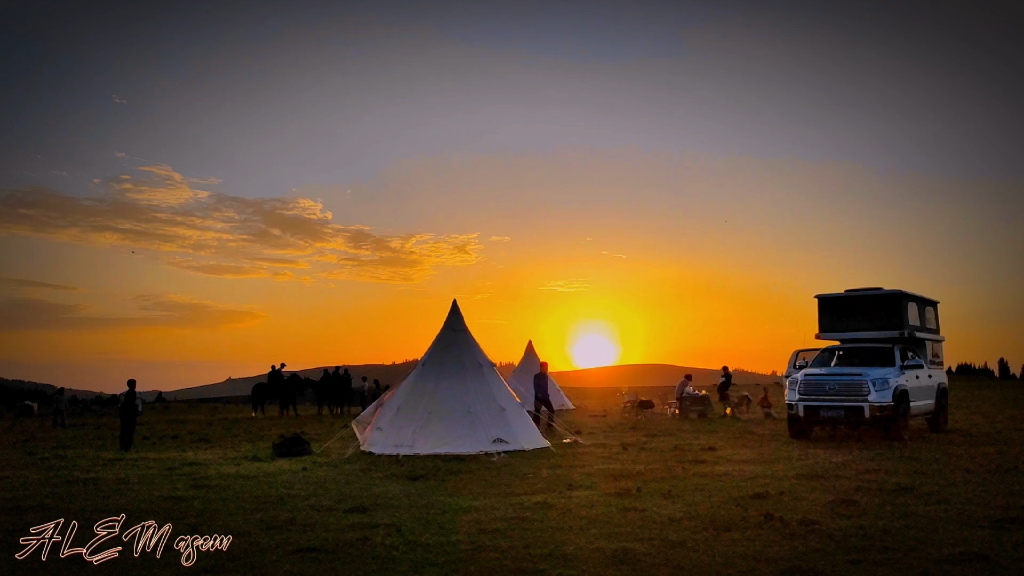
[{"x1": 2, "y1": 1, "x2": 1022, "y2": 392}]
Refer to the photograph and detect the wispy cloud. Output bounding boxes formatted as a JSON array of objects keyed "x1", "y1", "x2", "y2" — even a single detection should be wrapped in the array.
[
  {"x1": 539, "y1": 279, "x2": 590, "y2": 292},
  {"x1": 0, "y1": 277, "x2": 80, "y2": 292},
  {"x1": 601, "y1": 251, "x2": 627, "y2": 258},
  {"x1": 132, "y1": 294, "x2": 267, "y2": 328},
  {"x1": 489, "y1": 236, "x2": 511, "y2": 242},
  {"x1": 0, "y1": 164, "x2": 483, "y2": 283},
  {"x1": 112, "y1": 94, "x2": 127, "y2": 104},
  {"x1": 0, "y1": 294, "x2": 265, "y2": 332}
]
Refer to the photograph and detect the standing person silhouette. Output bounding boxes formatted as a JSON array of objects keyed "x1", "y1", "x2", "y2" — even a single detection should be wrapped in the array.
[
  {"x1": 532, "y1": 361, "x2": 556, "y2": 432},
  {"x1": 118, "y1": 379, "x2": 142, "y2": 451},
  {"x1": 271, "y1": 363, "x2": 291, "y2": 416},
  {"x1": 717, "y1": 366, "x2": 734, "y2": 417},
  {"x1": 317, "y1": 369, "x2": 331, "y2": 415},
  {"x1": 51, "y1": 387, "x2": 68, "y2": 428},
  {"x1": 340, "y1": 368, "x2": 353, "y2": 415},
  {"x1": 330, "y1": 366, "x2": 343, "y2": 415},
  {"x1": 359, "y1": 376, "x2": 369, "y2": 411}
]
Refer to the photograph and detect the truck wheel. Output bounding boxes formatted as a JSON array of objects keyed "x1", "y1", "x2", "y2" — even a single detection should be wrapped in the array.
[
  {"x1": 927, "y1": 389, "x2": 948, "y2": 433},
  {"x1": 886, "y1": 394, "x2": 910, "y2": 441},
  {"x1": 788, "y1": 415, "x2": 809, "y2": 440}
]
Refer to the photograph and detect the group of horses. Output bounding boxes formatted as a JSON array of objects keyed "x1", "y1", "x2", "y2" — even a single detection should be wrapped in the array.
[{"x1": 250, "y1": 373, "x2": 356, "y2": 417}]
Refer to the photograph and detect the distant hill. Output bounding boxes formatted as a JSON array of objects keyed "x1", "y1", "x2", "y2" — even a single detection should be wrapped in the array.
[
  {"x1": 2, "y1": 361, "x2": 775, "y2": 403},
  {"x1": 1, "y1": 377, "x2": 107, "y2": 401},
  {"x1": 161, "y1": 361, "x2": 419, "y2": 400},
  {"x1": 551, "y1": 364, "x2": 779, "y2": 390}
]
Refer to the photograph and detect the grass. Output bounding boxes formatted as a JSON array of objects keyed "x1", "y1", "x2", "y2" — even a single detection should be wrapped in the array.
[{"x1": 2, "y1": 376, "x2": 1023, "y2": 575}]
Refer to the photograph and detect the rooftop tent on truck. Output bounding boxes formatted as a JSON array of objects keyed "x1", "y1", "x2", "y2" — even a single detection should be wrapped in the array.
[{"x1": 815, "y1": 288, "x2": 942, "y2": 342}]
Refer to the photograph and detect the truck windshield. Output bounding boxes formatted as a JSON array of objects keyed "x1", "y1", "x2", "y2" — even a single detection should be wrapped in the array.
[{"x1": 810, "y1": 346, "x2": 895, "y2": 368}]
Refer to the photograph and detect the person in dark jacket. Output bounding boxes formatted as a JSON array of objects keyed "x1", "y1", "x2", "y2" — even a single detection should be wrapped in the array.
[
  {"x1": 717, "y1": 365, "x2": 734, "y2": 417},
  {"x1": 118, "y1": 379, "x2": 141, "y2": 451},
  {"x1": 339, "y1": 368, "x2": 353, "y2": 414},
  {"x1": 52, "y1": 387, "x2": 68, "y2": 428},
  {"x1": 330, "y1": 366, "x2": 343, "y2": 415},
  {"x1": 317, "y1": 369, "x2": 331, "y2": 415},
  {"x1": 532, "y1": 361, "x2": 556, "y2": 431},
  {"x1": 359, "y1": 376, "x2": 369, "y2": 411}
]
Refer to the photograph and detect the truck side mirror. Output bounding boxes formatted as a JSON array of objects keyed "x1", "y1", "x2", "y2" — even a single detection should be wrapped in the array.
[
  {"x1": 795, "y1": 360, "x2": 808, "y2": 369},
  {"x1": 902, "y1": 358, "x2": 925, "y2": 371}
]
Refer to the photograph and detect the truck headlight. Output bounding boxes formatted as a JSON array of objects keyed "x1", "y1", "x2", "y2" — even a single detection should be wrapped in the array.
[
  {"x1": 871, "y1": 378, "x2": 892, "y2": 392},
  {"x1": 787, "y1": 377, "x2": 799, "y2": 390}
]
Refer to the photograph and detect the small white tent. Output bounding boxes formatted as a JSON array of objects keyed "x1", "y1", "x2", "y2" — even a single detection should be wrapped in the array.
[
  {"x1": 507, "y1": 340, "x2": 576, "y2": 410},
  {"x1": 352, "y1": 300, "x2": 550, "y2": 455}
]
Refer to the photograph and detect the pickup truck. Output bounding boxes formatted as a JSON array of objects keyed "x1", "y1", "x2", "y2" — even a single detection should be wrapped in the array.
[{"x1": 785, "y1": 288, "x2": 949, "y2": 440}]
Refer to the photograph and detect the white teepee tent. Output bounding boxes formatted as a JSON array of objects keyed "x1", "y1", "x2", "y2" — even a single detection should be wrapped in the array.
[
  {"x1": 507, "y1": 340, "x2": 576, "y2": 410},
  {"x1": 352, "y1": 300, "x2": 550, "y2": 455}
]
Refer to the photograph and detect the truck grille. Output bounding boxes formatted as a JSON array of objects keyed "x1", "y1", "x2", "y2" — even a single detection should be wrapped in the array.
[{"x1": 798, "y1": 379, "x2": 869, "y2": 397}]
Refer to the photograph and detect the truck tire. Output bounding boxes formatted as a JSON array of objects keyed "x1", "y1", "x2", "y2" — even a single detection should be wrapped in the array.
[
  {"x1": 886, "y1": 393, "x2": 910, "y2": 441},
  {"x1": 927, "y1": 389, "x2": 948, "y2": 433},
  {"x1": 788, "y1": 415, "x2": 809, "y2": 440}
]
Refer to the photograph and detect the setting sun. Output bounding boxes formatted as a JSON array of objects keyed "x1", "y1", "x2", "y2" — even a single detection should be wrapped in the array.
[{"x1": 570, "y1": 332, "x2": 621, "y2": 369}]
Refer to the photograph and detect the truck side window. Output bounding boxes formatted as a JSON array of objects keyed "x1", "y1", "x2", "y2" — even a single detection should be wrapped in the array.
[
  {"x1": 899, "y1": 347, "x2": 919, "y2": 365},
  {"x1": 927, "y1": 341, "x2": 944, "y2": 368},
  {"x1": 924, "y1": 306, "x2": 937, "y2": 329},
  {"x1": 907, "y1": 302, "x2": 921, "y2": 326}
]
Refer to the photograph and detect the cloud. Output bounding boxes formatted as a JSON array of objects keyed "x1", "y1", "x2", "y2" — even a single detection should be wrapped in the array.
[
  {"x1": 0, "y1": 278, "x2": 80, "y2": 291},
  {"x1": 167, "y1": 259, "x2": 268, "y2": 278},
  {"x1": 0, "y1": 295, "x2": 265, "y2": 332},
  {"x1": 131, "y1": 295, "x2": 267, "y2": 328},
  {"x1": 489, "y1": 236, "x2": 511, "y2": 242},
  {"x1": 0, "y1": 164, "x2": 483, "y2": 283},
  {"x1": 112, "y1": 95, "x2": 127, "y2": 104},
  {"x1": 539, "y1": 279, "x2": 590, "y2": 292},
  {"x1": 601, "y1": 251, "x2": 627, "y2": 258}
]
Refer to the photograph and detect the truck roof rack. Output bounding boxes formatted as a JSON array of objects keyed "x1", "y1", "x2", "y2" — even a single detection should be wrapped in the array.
[
  {"x1": 817, "y1": 288, "x2": 937, "y2": 303},
  {"x1": 814, "y1": 288, "x2": 941, "y2": 340}
]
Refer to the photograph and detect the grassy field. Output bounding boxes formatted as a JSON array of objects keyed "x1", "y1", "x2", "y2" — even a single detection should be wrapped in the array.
[{"x1": 2, "y1": 376, "x2": 1023, "y2": 575}]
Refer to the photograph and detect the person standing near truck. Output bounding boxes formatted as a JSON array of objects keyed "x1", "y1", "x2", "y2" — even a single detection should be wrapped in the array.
[{"x1": 717, "y1": 366, "x2": 733, "y2": 417}]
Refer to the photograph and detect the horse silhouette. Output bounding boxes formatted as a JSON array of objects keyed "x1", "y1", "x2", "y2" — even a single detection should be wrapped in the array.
[{"x1": 251, "y1": 374, "x2": 312, "y2": 417}]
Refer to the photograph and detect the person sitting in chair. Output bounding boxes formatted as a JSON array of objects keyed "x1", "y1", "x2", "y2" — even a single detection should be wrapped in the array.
[
  {"x1": 758, "y1": 386, "x2": 779, "y2": 419},
  {"x1": 674, "y1": 374, "x2": 693, "y2": 417}
]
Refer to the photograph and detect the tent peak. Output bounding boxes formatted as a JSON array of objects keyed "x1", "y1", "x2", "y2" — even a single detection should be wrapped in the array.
[
  {"x1": 524, "y1": 340, "x2": 536, "y2": 355},
  {"x1": 442, "y1": 298, "x2": 467, "y2": 330}
]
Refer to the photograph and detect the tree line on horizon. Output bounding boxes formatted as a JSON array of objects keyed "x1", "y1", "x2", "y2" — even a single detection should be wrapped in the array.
[{"x1": 946, "y1": 358, "x2": 1020, "y2": 380}]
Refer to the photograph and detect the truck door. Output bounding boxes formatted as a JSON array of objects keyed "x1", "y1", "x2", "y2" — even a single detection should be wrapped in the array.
[
  {"x1": 898, "y1": 346, "x2": 928, "y2": 406},
  {"x1": 924, "y1": 340, "x2": 944, "y2": 405}
]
